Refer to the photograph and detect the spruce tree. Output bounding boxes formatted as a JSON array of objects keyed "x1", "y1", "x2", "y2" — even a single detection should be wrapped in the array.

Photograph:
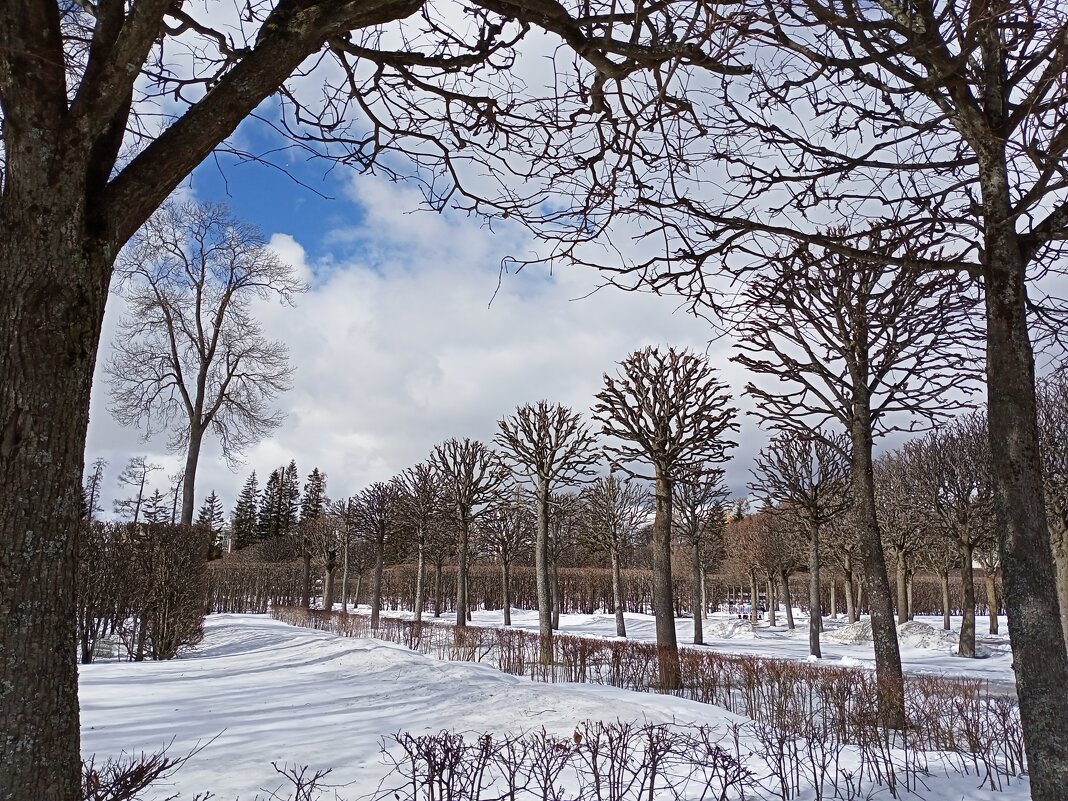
[
  {"x1": 279, "y1": 460, "x2": 301, "y2": 537},
  {"x1": 197, "y1": 491, "x2": 227, "y2": 556},
  {"x1": 231, "y1": 472, "x2": 260, "y2": 550},
  {"x1": 258, "y1": 468, "x2": 283, "y2": 541},
  {"x1": 300, "y1": 468, "x2": 328, "y2": 523},
  {"x1": 142, "y1": 489, "x2": 167, "y2": 524}
]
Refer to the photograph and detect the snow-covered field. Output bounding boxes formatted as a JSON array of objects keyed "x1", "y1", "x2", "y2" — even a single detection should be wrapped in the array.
[{"x1": 80, "y1": 613, "x2": 1026, "y2": 800}]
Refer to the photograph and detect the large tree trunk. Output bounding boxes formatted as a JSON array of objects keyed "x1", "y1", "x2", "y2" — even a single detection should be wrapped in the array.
[
  {"x1": 652, "y1": 474, "x2": 681, "y2": 689},
  {"x1": 807, "y1": 520, "x2": 822, "y2": 658},
  {"x1": 983, "y1": 196, "x2": 1068, "y2": 798},
  {"x1": 749, "y1": 571, "x2": 759, "y2": 625},
  {"x1": 843, "y1": 562, "x2": 857, "y2": 624},
  {"x1": 850, "y1": 405, "x2": 906, "y2": 728},
  {"x1": 180, "y1": 424, "x2": 206, "y2": 526},
  {"x1": 984, "y1": 568, "x2": 999, "y2": 635},
  {"x1": 501, "y1": 559, "x2": 512, "y2": 626},
  {"x1": 433, "y1": 561, "x2": 443, "y2": 618},
  {"x1": 895, "y1": 549, "x2": 909, "y2": 625},
  {"x1": 958, "y1": 539, "x2": 976, "y2": 658},
  {"x1": 534, "y1": 476, "x2": 553, "y2": 662},
  {"x1": 610, "y1": 548, "x2": 627, "y2": 637},
  {"x1": 551, "y1": 554, "x2": 561, "y2": 629},
  {"x1": 692, "y1": 541, "x2": 704, "y2": 645}
]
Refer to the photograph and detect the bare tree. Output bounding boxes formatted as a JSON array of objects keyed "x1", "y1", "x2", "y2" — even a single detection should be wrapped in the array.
[
  {"x1": 495, "y1": 402, "x2": 599, "y2": 657},
  {"x1": 913, "y1": 414, "x2": 995, "y2": 659},
  {"x1": 0, "y1": 5, "x2": 747, "y2": 794},
  {"x1": 347, "y1": 482, "x2": 402, "y2": 629},
  {"x1": 750, "y1": 431, "x2": 851, "y2": 658},
  {"x1": 592, "y1": 347, "x2": 737, "y2": 688},
  {"x1": 476, "y1": 490, "x2": 534, "y2": 626},
  {"x1": 728, "y1": 237, "x2": 977, "y2": 724},
  {"x1": 557, "y1": 0, "x2": 1068, "y2": 784},
  {"x1": 112, "y1": 456, "x2": 162, "y2": 525},
  {"x1": 430, "y1": 438, "x2": 508, "y2": 628},
  {"x1": 1038, "y1": 369, "x2": 1068, "y2": 656},
  {"x1": 395, "y1": 462, "x2": 445, "y2": 625},
  {"x1": 82, "y1": 458, "x2": 107, "y2": 520},
  {"x1": 580, "y1": 475, "x2": 653, "y2": 637},
  {"x1": 672, "y1": 469, "x2": 728, "y2": 645},
  {"x1": 106, "y1": 201, "x2": 301, "y2": 525},
  {"x1": 874, "y1": 448, "x2": 927, "y2": 624}
]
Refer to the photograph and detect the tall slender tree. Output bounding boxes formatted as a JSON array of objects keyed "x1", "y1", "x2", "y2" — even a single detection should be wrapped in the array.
[
  {"x1": 395, "y1": 462, "x2": 444, "y2": 625},
  {"x1": 112, "y1": 456, "x2": 162, "y2": 524},
  {"x1": 82, "y1": 458, "x2": 107, "y2": 521},
  {"x1": 430, "y1": 438, "x2": 508, "y2": 628},
  {"x1": 196, "y1": 491, "x2": 227, "y2": 557},
  {"x1": 495, "y1": 402, "x2": 599, "y2": 657},
  {"x1": 672, "y1": 468, "x2": 729, "y2": 645},
  {"x1": 230, "y1": 472, "x2": 260, "y2": 551},
  {"x1": 106, "y1": 201, "x2": 300, "y2": 525},
  {"x1": 592, "y1": 347, "x2": 737, "y2": 688}
]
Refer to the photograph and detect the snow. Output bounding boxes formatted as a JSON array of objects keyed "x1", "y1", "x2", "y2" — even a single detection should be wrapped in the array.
[{"x1": 79, "y1": 613, "x2": 1028, "y2": 800}]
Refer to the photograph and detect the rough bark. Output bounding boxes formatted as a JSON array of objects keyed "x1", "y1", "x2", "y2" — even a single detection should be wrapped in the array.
[
  {"x1": 807, "y1": 521, "x2": 822, "y2": 658},
  {"x1": 693, "y1": 541, "x2": 704, "y2": 645},
  {"x1": 371, "y1": 539, "x2": 385, "y2": 629},
  {"x1": 610, "y1": 549, "x2": 627, "y2": 637},
  {"x1": 501, "y1": 559, "x2": 512, "y2": 626},
  {"x1": 850, "y1": 410, "x2": 906, "y2": 728},
  {"x1": 767, "y1": 579, "x2": 777, "y2": 626},
  {"x1": 535, "y1": 477, "x2": 553, "y2": 661},
  {"x1": 413, "y1": 542, "x2": 425, "y2": 624},
  {"x1": 180, "y1": 425, "x2": 205, "y2": 526},
  {"x1": 959, "y1": 541, "x2": 976, "y2": 658},
  {"x1": 0, "y1": 203, "x2": 104, "y2": 801},
  {"x1": 780, "y1": 571, "x2": 795, "y2": 630},
  {"x1": 652, "y1": 474, "x2": 681, "y2": 689},
  {"x1": 940, "y1": 571, "x2": 952, "y2": 631},
  {"x1": 984, "y1": 570, "x2": 998, "y2": 635},
  {"x1": 455, "y1": 520, "x2": 469, "y2": 628},
  {"x1": 983, "y1": 186, "x2": 1068, "y2": 797},
  {"x1": 896, "y1": 550, "x2": 909, "y2": 625},
  {"x1": 1053, "y1": 522, "x2": 1068, "y2": 657}
]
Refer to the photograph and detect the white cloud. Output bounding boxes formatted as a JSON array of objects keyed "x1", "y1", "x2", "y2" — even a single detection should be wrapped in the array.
[{"x1": 87, "y1": 174, "x2": 763, "y2": 514}]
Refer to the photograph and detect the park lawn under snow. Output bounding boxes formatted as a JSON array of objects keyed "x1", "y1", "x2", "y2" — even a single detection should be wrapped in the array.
[{"x1": 80, "y1": 613, "x2": 1026, "y2": 801}]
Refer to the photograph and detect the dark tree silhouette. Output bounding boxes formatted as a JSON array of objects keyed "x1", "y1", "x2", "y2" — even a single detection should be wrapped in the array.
[
  {"x1": 0, "y1": 4, "x2": 746, "y2": 794},
  {"x1": 592, "y1": 346, "x2": 737, "y2": 688},
  {"x1": 112, "y1": 456, "x2": 162, "y2": 525},
  {"x1": 477, "y1": 490, "x2": 534, "y2": 627}
]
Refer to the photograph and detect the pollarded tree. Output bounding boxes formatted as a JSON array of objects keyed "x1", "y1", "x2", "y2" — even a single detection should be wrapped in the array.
[
  {"x1": 548, "y1": 491, "x2": 584, "y2": 628},
  {"x1": 672, "y1": 468, "x2": 729, "y2": 645},
  {"x1": 349, "y1": 481, "x2": 402, "y2": 629},
  {"x1": 0, "y1": 6, "x2": 747, "y2": 791},
  {"x1": 730, "y1": 238, "x2": 977, "y2": 724},
  {"x1": 1037, "y1": 369, "x2": 1068, "y2": 655},
  {"x1": 477, "y1": 490, "x2": 535, "y2": 626},
  {"x1": 112, "y1": 456, "x2": 162, "y2": 524},
  {"x1": 874, "y1": 447, "x2": 928, "y2": 624},
  {"x1": 592, "y1": 346, "x2": 738, "y2": 688},
  {"x1": 106, "y1": 201, "x2": 301, "y2": 526},
  {"x1": 914, "y1": 413, "x2": 995, "y2": 659},
  {"x1": 431, "y1": 438, "x2": 509, "y2": 628},
  {"x1": 395, "y1": 462, "x2": 445, "y2": 625},
  {"x1": 750, "y1": 431, "x2": 851, "y2": 658},
  {"x1": 495, "y1": 402, "x2": 599, "y2": 656},
  {"x1": 580, "y1": 474, "x2": 653, "y2": 637}
]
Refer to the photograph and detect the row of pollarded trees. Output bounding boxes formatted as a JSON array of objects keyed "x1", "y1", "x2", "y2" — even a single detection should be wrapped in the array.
[{"x1": 239, "y1": 346, "x2": 738, "y2": 690}]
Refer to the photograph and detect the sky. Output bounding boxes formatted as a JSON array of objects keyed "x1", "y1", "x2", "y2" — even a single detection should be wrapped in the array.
[{"x1": 85, "y1": 148, "x2": 766, "y2": 515}]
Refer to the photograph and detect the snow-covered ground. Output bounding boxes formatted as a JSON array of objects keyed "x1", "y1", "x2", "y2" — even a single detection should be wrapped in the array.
[
  {"x1": 80, "y1": 613, "x2": 1026, "y2": 800},
  {"x1": 373, "y1": 606, "x2": 1017, "y2": 690}
]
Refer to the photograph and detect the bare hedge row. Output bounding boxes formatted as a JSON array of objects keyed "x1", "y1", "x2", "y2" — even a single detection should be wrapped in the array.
[{"x1": 273, "y1": 605, "x2": 1023, "y2": 791}]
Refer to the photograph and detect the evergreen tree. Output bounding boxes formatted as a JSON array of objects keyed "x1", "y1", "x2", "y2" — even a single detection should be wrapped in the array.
[
  {"x1": 142, "y1": 489, "x2": 168, "y2": 524},
  {"x1": 300, "y1": 468, "x2": 328, "y2": 523},
  {"x1": 280, "y1": 460, "x2": 301, "y2": 536},
  {"x1": 197, "y1": 491, "x2": 227, "y2": 556},
  {"x1": 257, "y1": 468, "x2": 283, "y2": 542},
  {"x1": 82, "y1": 458, "x2": 107, "y2": 520},
  {"x1": 231, "y1": 472, "x2": 260, "y2": 550}
]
